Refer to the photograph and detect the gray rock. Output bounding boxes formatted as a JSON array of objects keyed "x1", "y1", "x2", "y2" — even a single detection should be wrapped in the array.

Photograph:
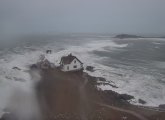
[
  {"x1": 12, "y1": 67, "x2": 21, "y2": 71},
  {"x1": 86, "y1": 66, "x2": 95, "y2": 72},
  {"x1": 118, "y1": 94, "x2": 134, "y2": 101},
  {"x1": 46, "y1": 50, "x2": 52, "y2": 54},
  {"x1": 97, "y1": 77, "x2": 106, "y2": 81},
  {"x1": 138, "y1": 99, "x2": 146, "y2": 104},
  {"x1": 159, "y1": 104, "x2": 165, "y2": 109},
  {"x1": 30, "y1": 64, "x2": 38, "y2": 69}
]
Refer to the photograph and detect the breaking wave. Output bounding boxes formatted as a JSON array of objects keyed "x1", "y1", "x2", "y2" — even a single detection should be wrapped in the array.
[{"x1": 0, "y1": 37, "x2": 165, "y2": 117}]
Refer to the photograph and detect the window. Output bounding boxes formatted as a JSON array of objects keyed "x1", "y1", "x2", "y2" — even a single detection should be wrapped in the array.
[
  {"x1": 67, "y1": 66, "x2": 69, "y2": 70},
  {"x1": 74, "y1": 60, "x2": 76, "y2": 63},
  {"x1": 73, "y1": 65, "x2": 77, "y2": 68}
]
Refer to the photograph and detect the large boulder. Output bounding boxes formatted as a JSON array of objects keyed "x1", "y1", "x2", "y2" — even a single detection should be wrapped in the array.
[
  {"x1": 138, "y1": 99, "x2": 146, "y2": 104},
  {"x1": 97, "y1": 77, "x2": 106, "y2": 81},
  {"x1": 46, "y1": 50, "x2": 52, "y2": 54},
  {"x1": 30, "y1": 64, "x2": 38, "y2": 69},
  {"x1": 118, "y1": 94, "x2": 134, "y2": 101},
  {"x1": 159, "y1": 104, "x2": 165, "y2": 109},
  {"x1": 86, "y1": 66, "x2": 95, "y2": 72}
]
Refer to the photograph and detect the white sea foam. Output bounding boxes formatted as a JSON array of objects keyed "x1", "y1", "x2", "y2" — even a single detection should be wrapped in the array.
[
  {"x1": 0, "y1": 40, "x2": 97, "y2": 117},
  {"x1": 96, "y1": 68, "x2": 165, "y2": 106},
  {"x1": 0, "y1": 49, "x2": 43, "y2": 118},
  {"x1": 42, "y1": 39, "x2": 165, "y2": 107},
  {"x1": 50, "y1": 39, "x2": 165, "y2": 107},
  {"x1": 0, "y1": 38, "x2": 164, "y2": 118}
]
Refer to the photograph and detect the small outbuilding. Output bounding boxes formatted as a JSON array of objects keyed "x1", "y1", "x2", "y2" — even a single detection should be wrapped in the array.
[{"x1": 60, "y1": 54, "x2": 83, "y2": 72}]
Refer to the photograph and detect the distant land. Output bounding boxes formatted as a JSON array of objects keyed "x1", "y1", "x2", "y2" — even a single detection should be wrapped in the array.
[
  {"x1": 114, "y1": 34, "x2": 165, "y2": 39},
  {"x1": 114, "y1": 34, "x2": 142, "y2": 39}
]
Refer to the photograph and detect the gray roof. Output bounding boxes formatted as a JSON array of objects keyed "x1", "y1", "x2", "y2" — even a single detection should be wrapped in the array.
[{"x1": 60, "y1": 54, "x2": 83, "y2": 65}]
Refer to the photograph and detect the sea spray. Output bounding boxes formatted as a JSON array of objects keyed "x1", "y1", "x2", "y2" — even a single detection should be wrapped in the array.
[{"x1": 4, "y1": 69, "x2": 42, "y2": 120}]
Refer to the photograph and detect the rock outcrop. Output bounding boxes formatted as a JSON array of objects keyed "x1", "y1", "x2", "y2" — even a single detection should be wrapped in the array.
[
  {"x1": 114, "y1": 34, "x2": 142, "y2": 39},
  {"x1": 86, "y1": 66, "x2": 95, "y2": 72},
  {"x1": 138, "y1": 99, "x2": 146, "y2": 104}
]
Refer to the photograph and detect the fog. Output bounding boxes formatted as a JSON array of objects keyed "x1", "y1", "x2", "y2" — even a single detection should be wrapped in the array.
[{"x1": 0, "y1": 0, "x2": 165, "y2": 39}]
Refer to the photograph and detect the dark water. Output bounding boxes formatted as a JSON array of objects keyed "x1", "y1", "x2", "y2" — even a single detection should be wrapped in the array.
[
  {"x1": 0, "y1": 34, "x2": 165, "y2": 108},
  {"x1": 93, "y1": 39, "x2": 165, "y2": 74}
]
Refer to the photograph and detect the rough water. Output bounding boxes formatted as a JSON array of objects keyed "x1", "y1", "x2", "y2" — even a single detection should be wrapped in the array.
[{"x1": 0, "y1": 34, "x2": 165, "y2": 117}]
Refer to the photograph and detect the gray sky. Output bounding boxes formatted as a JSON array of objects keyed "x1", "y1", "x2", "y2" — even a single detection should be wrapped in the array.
[{"x1": 0, "y1": 0, "x2": 165, "y2": 36}]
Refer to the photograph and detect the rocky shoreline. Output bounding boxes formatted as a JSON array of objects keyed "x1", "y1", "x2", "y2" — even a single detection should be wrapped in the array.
[
  {"x1": 35, "y1": 66, "x2": 165, "y2": 120},
  {"x1": 36, "y1": 69, "x2": 135, "y2": 120},
  {"x1": 85, "y1": 66, "x2": 145, "y2": 104},
  {"x1": 1, "y1": 64, "x2": 165, "y2": 120}
]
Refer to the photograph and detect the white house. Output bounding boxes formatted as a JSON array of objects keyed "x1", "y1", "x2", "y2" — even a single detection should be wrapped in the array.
[{"x1": 60, "y1": 54, "x2": 83, "y2": 72}]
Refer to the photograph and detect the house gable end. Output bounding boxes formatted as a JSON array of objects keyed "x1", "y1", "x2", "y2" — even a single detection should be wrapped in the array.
[
  {"x1": 60, "y1": 55, "x2": 83, "y2": 65},
  {"x1": 71, "y1": 58, "x2": 81, "y2": 65},
  {"x1": 73, "y1": 57, "x2": 83, "y2": 64}
]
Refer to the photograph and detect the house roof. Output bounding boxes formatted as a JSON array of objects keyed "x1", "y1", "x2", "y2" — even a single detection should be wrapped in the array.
[{"x1": 60, "y1": 54, "x2": 83, "y2": 65}]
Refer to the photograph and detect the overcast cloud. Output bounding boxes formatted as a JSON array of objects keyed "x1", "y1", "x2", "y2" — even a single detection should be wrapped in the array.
[{"x1": 0, "y1": 0, "x2": 165, "y2": 36}]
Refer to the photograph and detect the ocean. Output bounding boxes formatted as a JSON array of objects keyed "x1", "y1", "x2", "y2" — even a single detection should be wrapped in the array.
[{"x1": 0, "y1": 34, "x2": 165, "y2": 115}]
